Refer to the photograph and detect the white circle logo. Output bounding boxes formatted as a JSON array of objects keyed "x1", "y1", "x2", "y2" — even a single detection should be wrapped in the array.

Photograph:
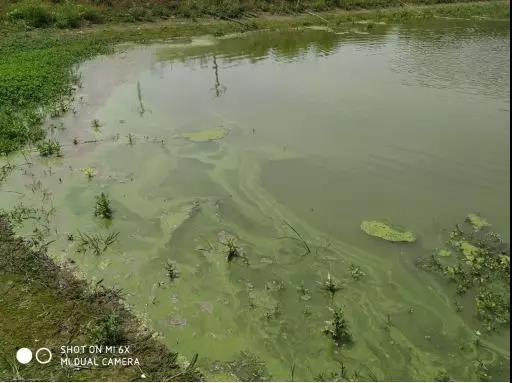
[
  {"x1": 16, "y1": 348, "x2": 32, "y2": 364},
  {"x1": 35, "y1": 348, "x2": 52, "y2": 364}
]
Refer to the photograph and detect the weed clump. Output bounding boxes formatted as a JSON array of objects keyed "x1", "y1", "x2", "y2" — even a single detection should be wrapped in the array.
[
  {"x1": 224, "y1": 237, "x2": 241, "y2": 262},
  {"x1": 90, "y1": 313, "x2": 125, "y2": 346},
  {"x1": 320, "y1": 272, "x2": 342, "y2": 300},
  {"x1": 94, "y1": 192, "x2": 113, "y2": 219},
  {"x1": 81, "y1": 167, "x2": 96, "y2": 179},
  {"x1": 37, "y1": 139, "x2": 61, "y2": 157},
  {"x1": 165, "y1": 261, "x2": 179, "y2": 281},
  {"x1": 322, "y1": 306, "x2": 353, "y2": 347},
  {"x1": 349, "y1": 264, "x2": 366, "y2": 280}
]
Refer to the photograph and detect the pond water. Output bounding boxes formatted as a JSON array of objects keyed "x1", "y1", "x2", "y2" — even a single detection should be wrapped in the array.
[{"x1": 1, "y1": 17, "x2": 510, "y2": 381}]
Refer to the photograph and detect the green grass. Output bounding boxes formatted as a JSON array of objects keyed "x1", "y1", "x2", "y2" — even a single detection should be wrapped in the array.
[{"x1": 0, "y1": 0, "x2": 509, "y2": 154}]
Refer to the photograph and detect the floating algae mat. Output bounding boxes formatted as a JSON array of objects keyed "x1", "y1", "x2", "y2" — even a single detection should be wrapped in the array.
[
  {"x1": 466, "y1": 212, "x2": 491, "y2": 231},
  {"x1": 0, "y1": 21, "x2": 510, "y2": 381},
  {"x1": 360, "y1": 220, "x2": 416, "y2": 243}
]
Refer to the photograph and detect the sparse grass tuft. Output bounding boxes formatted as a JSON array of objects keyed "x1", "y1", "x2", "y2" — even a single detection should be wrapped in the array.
[{"x1": 76, "y1": 230, "x2": 119, "y2": 255}]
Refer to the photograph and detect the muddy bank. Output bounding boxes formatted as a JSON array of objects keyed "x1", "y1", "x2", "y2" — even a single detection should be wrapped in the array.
[{"x1": 0, "y1": 215, "x2": 202, "y2": 381}]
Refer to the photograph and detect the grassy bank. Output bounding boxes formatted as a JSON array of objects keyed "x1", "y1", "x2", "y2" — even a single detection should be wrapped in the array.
[
  {"x1": 0, "y1": 215, "x2": 203, "y2": 381},
  {"x1": 0, "y1": 0, "x2": 502, "y2": 29},
  {"x1": 0, "y1": 0, "x2": 509, "y2": 155}
]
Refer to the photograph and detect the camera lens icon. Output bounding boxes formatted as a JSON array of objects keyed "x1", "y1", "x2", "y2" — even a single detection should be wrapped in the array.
[{"x1": 16, "y1": 348, "x2": 52, "y2": 365}]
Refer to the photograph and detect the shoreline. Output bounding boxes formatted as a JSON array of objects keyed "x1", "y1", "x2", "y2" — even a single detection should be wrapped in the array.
[{"x1": 0, "y1": 215, "x2": 202, "y2": 381}]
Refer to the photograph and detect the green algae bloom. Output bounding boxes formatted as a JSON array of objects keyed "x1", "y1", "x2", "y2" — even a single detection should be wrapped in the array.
[
  {"x1": 454, "y1": 240, "x2": 481, "y2": 258},
  {"x1": 466, "y1": 213, "x2": 491, "y2": 231},
  {"x1": 177, "y1": 127, "x2": 227, "y2": 142},
  {"x1": 360, "y1": 220, "x2": 416, "y2": 243},
  {"x1": 437, "y1": 249, "x2": 452, "y2": 257}
]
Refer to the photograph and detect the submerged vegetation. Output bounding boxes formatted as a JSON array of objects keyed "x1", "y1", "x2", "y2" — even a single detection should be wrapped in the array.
[
  {"x1": 417, "y1": 218, "x2": 510, "y2": 331},
  {"x1": 322, "y1": 306, "x2": 353, "y2": 347},
  {"x1": 360, "y1": 220, "x2": 416, "y2": 242}
]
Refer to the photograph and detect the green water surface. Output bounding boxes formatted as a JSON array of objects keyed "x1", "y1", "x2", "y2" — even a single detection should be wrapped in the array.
[{"x1": 1, "y1": 18, "x2": 510, "y2": 381}]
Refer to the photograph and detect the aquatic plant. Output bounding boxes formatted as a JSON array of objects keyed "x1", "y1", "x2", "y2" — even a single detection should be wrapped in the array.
[
  {"x1": 473, "y1": 360, "x2": 490, "y2": 381},
  {"x1": 225, "y1": 351, "x2": 270, "y2": 381},
  {"x1": 265, "y1": 279, "x2": 286, "y2": 293},
  {"x1": 297, "y1": 281, "x2": 312, "y2": 301},
  {"x1": 322, "y1": 306, "x2": 353, "y2": 347},
  {"x1": 94, "y1": 192, "x2": 113, "y2": 219},
  {"x1": 37, "y1": 139, "x2": 62, "y2": 157},
  {"x1": 320, "y1": 272, "x2": 342, "y2": 300},
  {"x1": 0, "y1": 162, "x2": 15, "y2": 183},
  {"x1": 7, "y1": 203, "x2": 39, "y2": 225},
  {"x1": 224, "y1": 237, "x2": 241, "y2": 262},
  {"x1": 81, "y1": 167, "x2": 96, "y2": 179},
  {"x1": 128, "y1": 133, "x2": 135, "y2": 146},
  {"x1": 90, "y1": 313, "x2": 125, "y2": 346},
  {"x1": 91, "y1": 118, "x2": 102, "y2": 130},
  {"x1": 137, "y1": 81, "x2": 145, "y2": 116},
  {"x1": 434, "y1": 369, "x2": 451, "y2": 382},
  {"x1": 349, "y1": 264, "x2": 366, "y2": 280},
  {"x1": 419, "y1": 218, "x2": 510, "y2": 331},
  {"x1": 316, "y1": 361, "x2": 377, "y2": 382},
  {"x1": 360, "y1": 220, "x2": 416, "y2": 242},
  {"x1": 165, "y1": 261, "x2": 179, "y2": 281},
  {"x1": 76, "y1": 231, "x2": 119, "y2": 256}
]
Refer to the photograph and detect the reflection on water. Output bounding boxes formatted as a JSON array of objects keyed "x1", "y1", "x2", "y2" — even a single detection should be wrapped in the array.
[{"x1": 1, "y1": 18, "x2": 510, "y2": 381}]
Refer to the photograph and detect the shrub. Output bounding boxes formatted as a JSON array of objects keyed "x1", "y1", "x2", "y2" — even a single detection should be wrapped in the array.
[{"x1": 7, "y1": 1, "x2": 56, "y2": 28}]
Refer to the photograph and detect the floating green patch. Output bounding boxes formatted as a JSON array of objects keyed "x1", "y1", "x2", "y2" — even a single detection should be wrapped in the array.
[
  {"x1": 177, "y1": 128, "x2": 227, "y2": 142},
  {"x1": 454, "y1": 240, "x2": 481, "y2": 258},
  {"x1": 466, "y1": 213, "x2": 491, "y2": 231},
  {"x1": 437, "y1": 249, "x2": 452, "y2": 257},
  {"x1": 360, "y1": 220, "x2": 416, "y2": 243}
]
